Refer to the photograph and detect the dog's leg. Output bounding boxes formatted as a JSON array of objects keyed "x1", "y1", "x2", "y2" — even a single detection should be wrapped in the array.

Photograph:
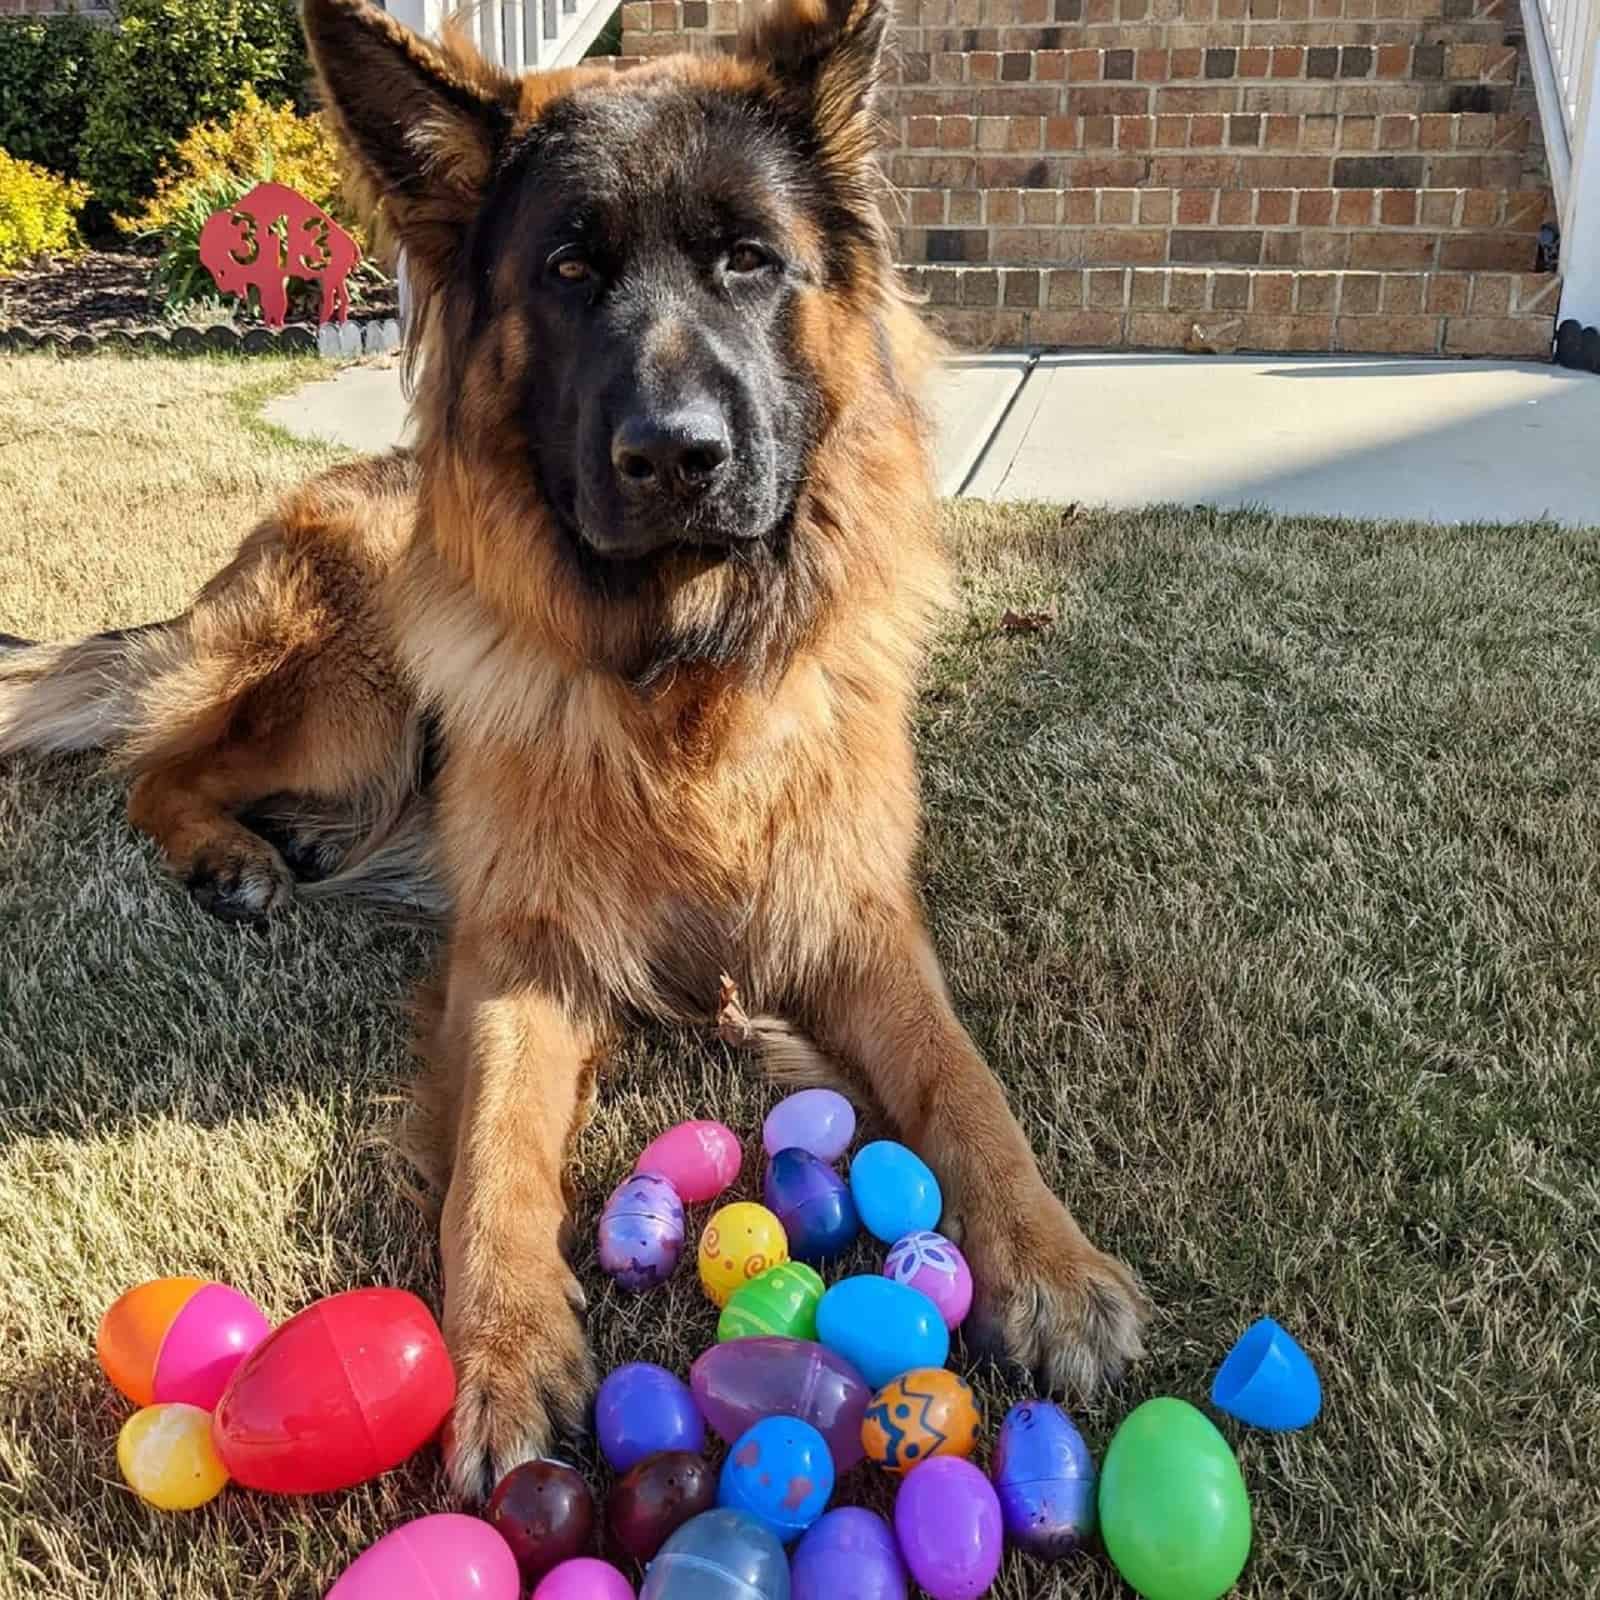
[
  {"x1": 430, "y1": 939, "x2": 599, "y2": 1504},
  {"x1": 805, "y1": 908, "x2": 1149, "y2": 1396}
]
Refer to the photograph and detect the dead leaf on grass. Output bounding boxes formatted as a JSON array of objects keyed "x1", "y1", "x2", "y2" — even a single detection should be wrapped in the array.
[
  {"x1": 716, "y1": 971, "x2": 755, "y2": 1047},
  {"x1": 998, "y1": 609, "x2": 1056, "y2": 634}
]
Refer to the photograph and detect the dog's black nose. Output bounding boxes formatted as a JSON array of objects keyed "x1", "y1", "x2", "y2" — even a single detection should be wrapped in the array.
[{"x1": 611, "y1": 409, "x2": 731, "y2": 498}]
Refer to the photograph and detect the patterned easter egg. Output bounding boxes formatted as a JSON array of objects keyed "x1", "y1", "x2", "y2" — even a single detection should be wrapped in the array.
[
  {"x1": 636, "y1": 1121, "x2": 743, "y2": 1205},
  {"x1": 861, "y1": 1369, "x2": 981, "y2": 1475},
  {"x1": 718, "y1": 1262, "x2": 825, "y2": 1343},
  {"x1": 991, "y1": 1400, "x2": 1096, "y2": 1558},
  {"x1": 883, "y1": 1232, "x2": 972, "y2": 1331},
  {"x1": 717, "y1": 1415, "x2": 835, "y2": 1544},
  {"x1": 698, "y1": 1203, "x2": 789, "y2": 1308},
  {"x1": 599, "y1": 1173, "x2": 686, "y2": 1293}
]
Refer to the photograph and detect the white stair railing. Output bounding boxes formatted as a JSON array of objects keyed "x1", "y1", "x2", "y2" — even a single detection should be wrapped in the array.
[
  {"x1": 385, "y1": 0, "x2": 617, "y2": 74},
  {"x1": 1523, "y1": 0, "x2": 1600, "y2": 322}
]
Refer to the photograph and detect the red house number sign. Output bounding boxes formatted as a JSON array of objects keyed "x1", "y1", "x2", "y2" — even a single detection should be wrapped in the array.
[{"x1": 198, "y1": 181, "x2": 360, "y2": 328}]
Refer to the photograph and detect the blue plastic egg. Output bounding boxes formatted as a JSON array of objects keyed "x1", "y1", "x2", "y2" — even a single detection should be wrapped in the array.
[
  {"x1": 790, "y1": 1507, "x2": 906, "y2": 1600},
  {"x1": 639, "y1": 1508, "x2": 789, "y2": 1600},
  {"x1": 763, "y1": 1149, "x2": 859, "y2": 1263},
  {"x1": 594, "y1": 1363, "x2": 705, "y2": 1473},
  {"x1": 814, "y1": 1276, "x2": 949, "y2": 1390},
  {"x1": 991, "y1": 1399, "x2": 1097, "y2": 1558},
  {"x1": 848, "y1": 1143, "x2": 941, "y2": 1244},
  {"x1": 717, "y1": 1415, "x2": 834, "y2": 1545}
]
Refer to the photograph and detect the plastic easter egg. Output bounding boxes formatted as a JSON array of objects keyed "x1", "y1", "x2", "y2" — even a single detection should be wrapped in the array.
[
  {"x1": 325, "y1": 1513, "x2": 520, "y2": 1599},
  {"x1": 718, "y1": 1262, "x2": 825, "y2": 1343},
  {"x1": 763, "y1": 1090, "x2": 856, "y2": 1164},
  {"x1": 848, "y1": 1143, "x2": 942, "y2": 1244},
  {"x1": 763, "y1": 1150, "x2": 859, "y2": 1263},
  {"x1": 599, "y1": 1173, "x2": 686, "y2": 1293},
  {"x1": 486, "y1": 1459, "x2": 595, "y2": 1584},
  {"x1": 608, "y1": 1451, "x2": 717, "y2": 1562},
  {"x1": 698, "y1": 1203, "x2": 789, "y2": 1308},
  {"x1": 883, "y1": 1231, "x2": 972, "y2": 1331},
  {"x1": 690, "y1": 1337, "x2": 870, "y2": 1473},
  {"x1": 814, "y1": 1276, "x2": 948, "y2": 1390},
  {"x1": 991, "y1": 1400, "x2": 1096, "y2": 1558},
  {"x1": 717, "y1": 1416, "x2": 834, "y2": 1544},
  {"x1": 117, "y1": 1402, "x2": 229, "y2": 1511},
  {"x1": 211, "y1": 1288, "x2": 454, "y2": 1494},
  {"x1": 636, "y1": 1121, "x2": 742, "y2": 1205},
  {"x1": 790, "y1": 1507, "x2": 906, "y2": 1600},
  {"x1": 595, "y1": 1364, "x2": 705, "y2": 1473},
  {"x1": 533, "y1": 1558, "x2": 635, "y2": 1599},
  {"x1": 862, "y1": 1368, "x2": 981, "y2": 1474},
  {"x1": 98, "y1": 1277, "x2": 270, "y2": 1411},
  {"x1": 1098, "y1": 1398, "x2": 1251, "y2": 1600},
  {"x1": 893, "y1": 1457, "x2": 1003, "y2": 1600},
  {"x1": 638, "y1": 1508, "x2": 790, "y2": 1600}
]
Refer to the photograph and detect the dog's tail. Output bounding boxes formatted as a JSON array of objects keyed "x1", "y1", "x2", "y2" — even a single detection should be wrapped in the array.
[{"x1": 0, "y1": 622, "x2": 177, "y2": 759}]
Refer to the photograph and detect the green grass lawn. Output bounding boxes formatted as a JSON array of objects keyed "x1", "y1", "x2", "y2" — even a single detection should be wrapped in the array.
[{"x1": 1, "y1": 354, "x2": 1596, "y2": 1598}]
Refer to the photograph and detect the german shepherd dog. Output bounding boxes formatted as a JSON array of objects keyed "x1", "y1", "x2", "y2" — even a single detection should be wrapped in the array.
[{"x1": 0, "y1": 0, "x2": 1147, "y2": 1499}]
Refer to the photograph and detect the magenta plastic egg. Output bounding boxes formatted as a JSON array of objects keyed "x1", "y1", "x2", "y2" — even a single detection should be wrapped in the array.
[
  {"x1": 762, "y1": 1091, "x2": 856, "y2": 1163},
  {"x1": 690, "y1": 1336, "x2": 871, "y2": 1472},
  {"x1": 882, "y1": 1231, "x2": 972, "y2": 1331},
  {"x1": 893, "y1": 1457, "x2": 1003, "y2": 1600},
  {"x1": 325, "y1": 1513, "x2": 520, "y2": 1599},
  {"x1": 635, "y1": 1121, "x2": 742, "y2": 1205},
  {"x1": 599, "y1": 1173, "x2": 685, "y2": 1293},
  {"x1": 147, "y1": 1283, "x2": 271, "y2": 1411},
  {"x1": 595, "y1": 1363, "x2": 705, "y2": 1473},
  {"x1": 532, "y1": 1558, "x2": 635, "y2": 1599}
]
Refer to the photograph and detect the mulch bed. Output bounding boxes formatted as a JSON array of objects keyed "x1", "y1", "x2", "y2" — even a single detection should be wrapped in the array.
[{"x1": 0, "y1": 247, "x2": 399, "y2": 337}]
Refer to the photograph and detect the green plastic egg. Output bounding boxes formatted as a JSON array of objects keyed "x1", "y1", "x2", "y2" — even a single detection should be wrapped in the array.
[
  {"x1": 1098, "y1": 1397, "x2": 1251, "y2": 1600},
  {"x1": 716, "y1": 1262, "x2": 825, "y2": 1342}
]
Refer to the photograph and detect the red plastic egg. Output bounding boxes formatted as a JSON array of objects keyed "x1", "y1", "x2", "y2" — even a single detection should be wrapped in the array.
[{"x1": 211, "y1": 1288, "x2": 454, "y2": 1494}]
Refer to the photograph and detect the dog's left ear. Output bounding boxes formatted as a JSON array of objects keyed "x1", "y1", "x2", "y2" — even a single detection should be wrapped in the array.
[{"x1": 739, "y1": 0, "x2": 890, "y2": 162}]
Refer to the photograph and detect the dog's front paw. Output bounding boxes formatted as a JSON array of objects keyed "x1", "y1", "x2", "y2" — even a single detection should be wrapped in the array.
[
  {"x1": 183, "y1": 835, "x2": 292, "y2": 923},
  {"x1": 958, "y1": 1189, "x2": 1149, "y2": 1397},
  {"x1": 442, "y1": 1272, "x2": 595, "y2": 1505}
]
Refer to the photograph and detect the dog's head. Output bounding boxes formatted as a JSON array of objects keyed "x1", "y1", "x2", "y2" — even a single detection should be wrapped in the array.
[{"x1": 303, "y1": 0, "x2": 929, "y2": 683}]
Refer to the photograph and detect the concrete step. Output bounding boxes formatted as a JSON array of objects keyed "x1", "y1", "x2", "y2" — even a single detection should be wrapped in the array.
[{"x1": 906, "y1": 261, "x2": 1558, "y2": 355}]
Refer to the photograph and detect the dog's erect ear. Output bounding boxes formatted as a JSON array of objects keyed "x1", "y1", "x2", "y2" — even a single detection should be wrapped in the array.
[
  {"x1": 739, "y1": 0, "x2": 890, "y2": 162},
  {"x1": 301, "y1": 0, "x2": 516, "y2": 273}
]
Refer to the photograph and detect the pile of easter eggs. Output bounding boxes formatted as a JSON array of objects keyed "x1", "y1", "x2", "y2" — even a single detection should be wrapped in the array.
[{"x1": 98, "y1": 1088, "x2": 1321, "y2": 1600}]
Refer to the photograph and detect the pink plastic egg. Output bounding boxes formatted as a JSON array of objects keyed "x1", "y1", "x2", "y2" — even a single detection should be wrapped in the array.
[
  {"x1": 532, "y1": 1557, "x2": 635, "y2": 1599},
  {"x1": 882, "y1": 1232, "x2": 972, "y2": 1331},
  {"x1": 151, "y1": 1283, "x2": 272, "y2": 1410},
  {"x1": 326, "y1": 1513, "x2": 520, "y2": 1599},
  {"x1": 635, "y1": 1121, "x2": 743, "y2": 1205}
]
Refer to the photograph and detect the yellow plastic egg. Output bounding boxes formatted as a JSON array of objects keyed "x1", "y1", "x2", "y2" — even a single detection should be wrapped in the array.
[
  {"x1": 697, "y1": 1202, "x2": 789, "y2": 1308},
  {"x1": 117, "y1": 1402, "x2": 229, "y2": 1510},
  {"x1": 861, "y1": 1368, "x2": 982, "y2": 1474}
]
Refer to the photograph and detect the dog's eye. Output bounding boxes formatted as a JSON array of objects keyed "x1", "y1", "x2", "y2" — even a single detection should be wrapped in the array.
[
  {"x1": 554, "y1": 257, "x2": 593, "y2": 284},
  {"x1": 726, "y1": 242, "x2": 774, "y2": 275}
]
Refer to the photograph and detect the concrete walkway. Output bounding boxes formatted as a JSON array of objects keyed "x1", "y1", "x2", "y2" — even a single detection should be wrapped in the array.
[{"x1": 266, "y1": 353, "x2": 1600, "y2": 526}]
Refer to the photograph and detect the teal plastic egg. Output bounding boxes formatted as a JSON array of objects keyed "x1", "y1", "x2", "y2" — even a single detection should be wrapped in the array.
[{"x1": 814, "y1": 1276, "x2": 948, "y2": 1390}]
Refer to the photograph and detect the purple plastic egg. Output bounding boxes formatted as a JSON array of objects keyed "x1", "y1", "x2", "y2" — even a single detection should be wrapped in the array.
[
  {"x1": 690, "y1": 1336, "x2": 871, "y2": 1473},
  {"x1": 762, "y1": 1149, "x2": 859, "y2": 1263},
  {"x1": 791, "y1": 1507, "x2": 906, "y2": 1600},
  {"x1": 595, "y1": 1364, "x2": 705, "y2": 1473},
  {"x1": 893, "y1": 1457, "x2": 1003, "y2": 1600},
  {"x1": 991, "y1": 1400, "x2": 1096, "y2": 1558},
  {"x1": 532, "y1": 1558, "x2": 635, "y2": 1599},
  {"x1": 599, "y1": 1174, "x2": 686, "y2": 1293},
  {"x1": 882, "y1": 1231, "x2": 972, "y2": 1331},
  {"x1": 635, "y1": 1121, "x2": 742, "y2": 1205},
  {"x1": 762, "y1": 1091, "x2": 856, "y2": 1164}
]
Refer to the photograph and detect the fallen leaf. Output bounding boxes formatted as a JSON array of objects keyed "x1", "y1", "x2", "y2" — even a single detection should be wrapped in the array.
[
  {"x1": 999, "y1": 609, "x2": 1056, "y2": 634},
  {"x1": 716, "y1": 971, "x2": 754, "y2": 1047}
]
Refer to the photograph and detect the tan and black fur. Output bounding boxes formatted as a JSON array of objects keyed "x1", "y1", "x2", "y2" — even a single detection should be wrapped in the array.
[{"x1": 0, "y1": 0, "x2": 1147, "y2": 1499}]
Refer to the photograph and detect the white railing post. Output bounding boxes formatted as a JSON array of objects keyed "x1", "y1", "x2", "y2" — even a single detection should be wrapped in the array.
[
  {"x1": 387, "y1": 0, "x2": 619, "y2": 73},
  {"x1": 1560, "y1": 36, "x2": 1600, "y2": 324}
]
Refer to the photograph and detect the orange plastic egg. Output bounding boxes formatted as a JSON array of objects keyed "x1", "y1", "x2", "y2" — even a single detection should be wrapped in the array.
[
  {"x1": 861, "y1": 1367, "x2": 981, "y2": 1474},
  {"x1": 98, "y1": 1277, "x2": 206, "y2": 1406}
]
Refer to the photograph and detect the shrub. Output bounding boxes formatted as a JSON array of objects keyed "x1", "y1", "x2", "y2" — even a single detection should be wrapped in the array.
[
  {"x1": 81, "y1": 0, "x2": 309, "y2": 220},
  {"x1": 0, "y1": 149, "x2": 89, "y2": 273},
  {"x1": 0, "y1": 14, "x2": 103, "y2": 178}
]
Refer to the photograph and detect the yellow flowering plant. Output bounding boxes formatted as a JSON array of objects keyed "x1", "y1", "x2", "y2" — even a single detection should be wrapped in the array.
[{"x1": 0, "y1": 150, "x2": 89, "y2": 274}]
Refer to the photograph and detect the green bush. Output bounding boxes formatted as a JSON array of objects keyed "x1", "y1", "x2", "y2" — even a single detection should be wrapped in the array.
[
  {"x1": 0, "y1": 14, "x2": 103, "y2": 178},
  {"x1": 81, "y1": 0, "x2": 310, "y2": 220}
]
